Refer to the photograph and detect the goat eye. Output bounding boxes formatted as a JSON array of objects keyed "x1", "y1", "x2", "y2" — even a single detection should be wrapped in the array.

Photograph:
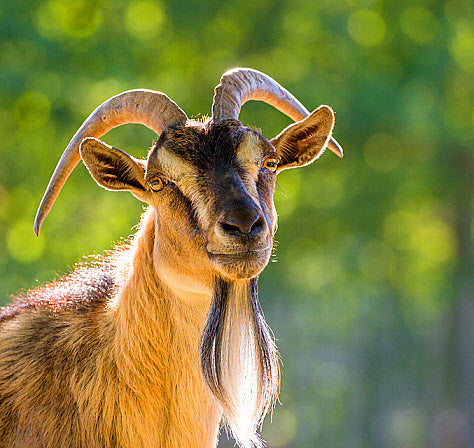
[
  {"x1": 263, "y1": 157, "x2": 279, "y2": 173},
  {"x1": 149, "y1": 178, "x2": 165, "y2": 192}
]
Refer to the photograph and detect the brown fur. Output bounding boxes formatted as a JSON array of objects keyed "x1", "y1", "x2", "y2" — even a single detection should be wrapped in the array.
[
  {"x1": 0, "y1": 210, "x2": 220, "y2": 447},
  {"x1": 0, "y1": 106, "x2": 335, "y2": 447}
]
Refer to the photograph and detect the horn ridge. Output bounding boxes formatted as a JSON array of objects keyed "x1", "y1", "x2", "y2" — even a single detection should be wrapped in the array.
[
  {"x1": 34, "y1": 89, "x2": 187, "y2": 235},
  {"x1": 212, "y1": 68, "x2": 309, "y2": 122},
  {"x1": 211, "y1": 67, "x2": 343, "y2": 158}
]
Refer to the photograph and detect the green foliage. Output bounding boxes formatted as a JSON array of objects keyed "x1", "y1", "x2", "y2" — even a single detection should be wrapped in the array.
[{"x1": 0, "y1": 0, "x2": 473, "y2": 447}]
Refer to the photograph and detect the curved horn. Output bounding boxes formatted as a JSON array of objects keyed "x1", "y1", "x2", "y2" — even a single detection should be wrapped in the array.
[
  {"x1": 212, "y1": 68, "x2": 343, "y2": 158},
  {"x1": 34, "y1": 89, "x2": 187, "y2": 235}
]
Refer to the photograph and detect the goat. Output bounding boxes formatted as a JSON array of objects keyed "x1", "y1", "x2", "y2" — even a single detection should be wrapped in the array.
[{"x1": 0, "y1": 68, "x2": 343, "y2": 448}]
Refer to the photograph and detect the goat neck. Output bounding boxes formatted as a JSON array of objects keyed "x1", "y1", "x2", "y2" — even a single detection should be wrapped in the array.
[{"x1": 110, "y1": 208, "x2": 221, "y2": 448}]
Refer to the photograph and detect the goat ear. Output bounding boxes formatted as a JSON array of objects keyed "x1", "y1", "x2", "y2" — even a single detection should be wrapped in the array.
[
  {"x1": 270, "y1": 105, "x2": 335, "y2": 173},
  {"x1": 80, "y1": 137, "x2": 148, "y2": 200}
]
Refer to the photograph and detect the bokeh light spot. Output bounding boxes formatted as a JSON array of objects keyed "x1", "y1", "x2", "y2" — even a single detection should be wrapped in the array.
[
  {"x1": 450, "y1": 23, "x2": 474, "y2": 73},
  {"x1": 204, "y1": 12, "x2": 242, "y2": 52},
  {"x1": 348, "y1": 9, "x2": 386, "y2": 47},
  {"x1": 124, "y1": 1, "x2": 164, "y2": 40},
  {"x1": 7, "y1": 220, "x2": 45, "y2": 263},
  {"x1": 400, "y1": 6, "x2": 438, "y2": 44},
  {"x1": 415, "y1": 220, "x2": 456, "y2": 269},
  {"x1": 384, "y1": 207, "x2": 456, "y2": 269},
  {"x1": 286, "y1": 251, "x2": 344, "y2": 293},
  {"x1": 261, "y1": 408, "x2": 297, "y2": 447},
  {"x1": 79, "y1": 78, "x2": 127, "y2": 117},
  {"x1": 388, "y1": 408, "x2": 426, "y2": 447},
  {"x1": 35, "y1": 0, "x2": 103, "y2": 39},
  {"x1": 14, "y1": 92, "x2": 51, "y2": 130}
]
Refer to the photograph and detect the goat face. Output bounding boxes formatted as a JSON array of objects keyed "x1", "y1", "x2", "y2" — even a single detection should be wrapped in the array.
[
  {"x1": 80, "y1": 104, "x2": 336, "y2": 281},
  {"x1": 150, "y1": 120, "x2": 276, "y2": 280},
  {"x1": 35, "y1": 69, "x2": 342, "y2": 283},
  {"x1": 80, "y1": 120, "x2": 276, "y2": 280}
]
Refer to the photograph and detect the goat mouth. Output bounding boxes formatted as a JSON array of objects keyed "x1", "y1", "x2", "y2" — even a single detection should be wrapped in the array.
[
  {"x1": 206, "y1": 246, "x2": 272, "y2": 257},
  {"x1": 206, "y1": 247, "x2": 272, "y2": 279}
]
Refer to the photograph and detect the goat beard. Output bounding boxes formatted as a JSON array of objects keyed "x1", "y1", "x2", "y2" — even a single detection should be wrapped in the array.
[{"x1": 200, "y1": 276, "x2": 280, "y2": 448}]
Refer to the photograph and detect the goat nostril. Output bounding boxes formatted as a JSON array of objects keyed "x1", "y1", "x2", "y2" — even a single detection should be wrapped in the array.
[
  {"x1": 220, "y1": 221, "x2": 243, "y2": 236},
  {"x1": 219, "y1": 214, "x2": 265, "y2": 236},
  {"x1": 250, "y1": 217, "x2": 264, "y2": 234},
  {"x1": 219, "y1": 200, "x2": 265, "y2": 235}
]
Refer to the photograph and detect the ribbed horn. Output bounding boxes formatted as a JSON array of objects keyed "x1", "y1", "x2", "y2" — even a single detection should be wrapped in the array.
[
  {"x1": 212, "y1": 68, "x2": 343, "y2": 158},
  {"x1": 34, "y1": 89, "x2": 187, "y2": 235}
]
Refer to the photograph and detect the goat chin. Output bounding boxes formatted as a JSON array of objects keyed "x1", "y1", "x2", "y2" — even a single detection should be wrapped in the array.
[
  {"x1": 200, "y1": 277, "x2": 280, "y2": 448},
  {"x1": 207, "y1": 250, "x2": 272, "y2": 281}
]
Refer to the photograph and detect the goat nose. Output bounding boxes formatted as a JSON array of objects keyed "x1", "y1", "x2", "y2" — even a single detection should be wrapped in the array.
[{"x1": 219, "y1": 203, "x2": 265, "y2": 236}]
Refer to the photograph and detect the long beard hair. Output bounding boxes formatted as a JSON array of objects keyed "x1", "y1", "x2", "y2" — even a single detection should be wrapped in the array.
[{"x1": 200, "y1": 277, "x2": 280, "y2": 448}]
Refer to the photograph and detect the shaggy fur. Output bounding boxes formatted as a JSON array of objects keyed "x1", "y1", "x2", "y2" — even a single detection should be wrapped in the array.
[
  {"x1": 0, "y1": 211, "x2": 221, "y2": 447},
  {"x1": 0, "y1": 102, "x2": 336, "y2": 447}
]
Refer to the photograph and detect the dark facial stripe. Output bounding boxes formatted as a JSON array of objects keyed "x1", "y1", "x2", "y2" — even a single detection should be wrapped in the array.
[
  {"x1": 256, "y1": 171, "x2": 276, "y2": 230},
  {"x1": 169, "y1": 186, "x2": 201, "y2": 233}
]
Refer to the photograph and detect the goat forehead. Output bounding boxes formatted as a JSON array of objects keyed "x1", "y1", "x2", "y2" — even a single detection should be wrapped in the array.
[{"x1": 149, "y1": 123, "x2": 269, "y2": 176}]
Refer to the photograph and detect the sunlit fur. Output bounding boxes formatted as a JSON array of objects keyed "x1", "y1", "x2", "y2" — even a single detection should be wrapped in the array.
[
  {"x1": 0, "y1": 103, "x2": 335, "y2": 447},
  {"x1": 0, "y1": 120, "x2": 281, "y2": 448},
  {"x1": 0, "y1": 210, "x2": 221, "y2": 447}
]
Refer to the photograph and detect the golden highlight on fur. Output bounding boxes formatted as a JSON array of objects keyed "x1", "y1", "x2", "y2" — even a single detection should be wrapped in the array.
[
  {"x1": 0, "y1": 69, "x2": 341, "y2": 448},
  {"x1": 0, "y1": 210, "x2": 221, "y2": 448}
]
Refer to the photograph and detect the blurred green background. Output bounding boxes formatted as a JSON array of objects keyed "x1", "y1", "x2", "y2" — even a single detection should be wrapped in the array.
[{"x1": 0, "y1": 0, "x2": 473, "y2": 446}]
